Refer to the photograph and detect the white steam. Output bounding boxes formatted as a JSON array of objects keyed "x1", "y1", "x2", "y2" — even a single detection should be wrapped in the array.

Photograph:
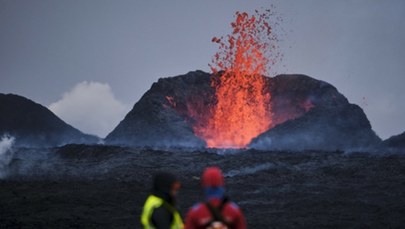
[
  {"x1": 224, "y1": 162, "x2": 274, "y2": 177},
  {"x1": 49, "y1": 81, "x2": 130, "y2": 138},
  {"x1": 0, "y1": 135, "x2": 15, "y2": 179}
]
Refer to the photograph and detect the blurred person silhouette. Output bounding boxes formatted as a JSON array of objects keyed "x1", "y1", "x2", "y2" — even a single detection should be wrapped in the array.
[
  {"x1": 141, "y1": 172, "x2": 184, "y2": 229},
  {"x1": 184, "y1": 167, "x2": 246, "y2": 229}
]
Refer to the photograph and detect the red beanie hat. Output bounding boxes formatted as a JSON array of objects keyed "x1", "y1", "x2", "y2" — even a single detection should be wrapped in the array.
[{"x1": 202, "y1": 167, "x2": 224, "y2": 187}]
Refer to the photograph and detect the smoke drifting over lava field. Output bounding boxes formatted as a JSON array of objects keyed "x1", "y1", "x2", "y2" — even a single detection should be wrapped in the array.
[{"x1": 1, "y1": 145, "x2": 405, "y2": 228}]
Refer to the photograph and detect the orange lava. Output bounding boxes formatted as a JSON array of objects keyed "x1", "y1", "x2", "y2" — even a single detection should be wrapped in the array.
[{"x1": 194, "y1": 10, "x2": 279, "y2": 148}]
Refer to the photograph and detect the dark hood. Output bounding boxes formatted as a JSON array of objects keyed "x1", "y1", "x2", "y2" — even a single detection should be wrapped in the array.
[{"x1": 152, "y1": 172, "x2": 178, "y2": 204}]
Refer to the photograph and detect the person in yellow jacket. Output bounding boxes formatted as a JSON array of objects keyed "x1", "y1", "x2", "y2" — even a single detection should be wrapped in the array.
[{"x1": 141, "y1": 172, "x2": 184, "y2": 229}]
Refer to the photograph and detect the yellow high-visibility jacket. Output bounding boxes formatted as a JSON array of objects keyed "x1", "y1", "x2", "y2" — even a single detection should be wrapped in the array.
[{"x1": 141, "y1": 195, "x2": 184, "y2": 229}]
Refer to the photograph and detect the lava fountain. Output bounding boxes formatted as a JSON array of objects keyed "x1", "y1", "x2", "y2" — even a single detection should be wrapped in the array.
[{"x1": 193, "y1": 10, "x2": 281, "y2": 148}]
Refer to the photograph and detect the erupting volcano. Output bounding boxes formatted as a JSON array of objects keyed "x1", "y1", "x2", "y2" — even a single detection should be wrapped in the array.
[
  {"x1": 106, "y1": 9, "x2": 380, "y2": 151},
  {"x1": 193, "y1": 10, "x2": 281, "y2": 148}
]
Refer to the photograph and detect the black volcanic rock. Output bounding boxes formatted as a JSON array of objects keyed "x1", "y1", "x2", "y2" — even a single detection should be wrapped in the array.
[
  {"x1": 0, "y1": 93, "x2": 99, "y2": 147},
  {"x1": 250, "y1": 104, "x2": 381, "y2": 151},
  {"x1": 106, "y1": 71, "x2": 381, "y2": 150},
  {"x1": 105, "y1": 71, "x2": 211, "y2": 147},
  {"x1": 250, "y1": 74, "x2": 382, "y2": 150},
  {"x1": 267, "y1": 74, "x2": 349, "y2": 126},
  {"x1": 383, "y1": 132, "x2": 405, "y2": 149}
]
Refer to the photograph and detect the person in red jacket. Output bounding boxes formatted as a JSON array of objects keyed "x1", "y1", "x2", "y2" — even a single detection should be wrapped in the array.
[{"x1": 184, "y1": 167, "x2": 247, "y2": 229}]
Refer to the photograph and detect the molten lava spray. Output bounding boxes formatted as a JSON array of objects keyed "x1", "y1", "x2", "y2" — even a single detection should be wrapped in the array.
[{"x1": 194, "y1": 10, "x2": 281, "y2": 148}]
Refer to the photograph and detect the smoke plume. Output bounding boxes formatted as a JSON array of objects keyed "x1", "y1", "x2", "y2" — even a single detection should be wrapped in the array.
[
  {"x1": 0, "y1": 135, "x2": 15, "y2": 179},
  {"x1": 49, "y1": 81, "x2": 130, "y2": 138}
]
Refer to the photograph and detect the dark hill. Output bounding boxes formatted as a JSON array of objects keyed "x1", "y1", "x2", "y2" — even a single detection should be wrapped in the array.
[
  {"x1": 250, "y1": 74, "x2": 381, "y2": 150},
  {"x1": 250, "y1": 103, "x2": 380, "y2": 151},
  {"x1": 383, "y1": 131, "x2": 405, "y2": 150},
  {"x1": 0, "y1": 93, "x2": 99, "y2": 147},
  {"x1": 105, "y1": 71, "x2": 210, "y2": 148},
  {"x1": 106, "y1": 70, "x2": 381, "y2": 150}
]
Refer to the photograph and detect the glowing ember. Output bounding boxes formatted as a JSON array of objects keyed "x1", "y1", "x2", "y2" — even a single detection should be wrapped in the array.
[
  {"x1": 165, "y1": 96, "x2": 176, "y2": 108},
  {"x1": 193, "y1": 10, "x2": 281, "y2": 148}
]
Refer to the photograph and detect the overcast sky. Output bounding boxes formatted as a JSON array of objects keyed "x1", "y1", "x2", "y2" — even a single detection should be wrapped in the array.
[{"x1": 1, "y1": 0, "x2": 404, "y2": 139}]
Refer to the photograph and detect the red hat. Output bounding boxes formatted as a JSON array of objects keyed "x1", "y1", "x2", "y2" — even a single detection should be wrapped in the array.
[{"x1": 202, "y1": 167, "x2": 224, "y2": 187}]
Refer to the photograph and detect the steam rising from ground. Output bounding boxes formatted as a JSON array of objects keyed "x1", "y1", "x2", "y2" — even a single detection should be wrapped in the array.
[
  {"x1": 224, "y1": 162, "x2": 274, "y2": 177},
  {"x1": 0, "y1": 135, "x2": 15, "y2": 179},
  {"x1": 49, "y1": 81, "x2": 130, "y2": 138},
  {"x1": 3, "y1": 145, "x2": 404, "y2": 181}
]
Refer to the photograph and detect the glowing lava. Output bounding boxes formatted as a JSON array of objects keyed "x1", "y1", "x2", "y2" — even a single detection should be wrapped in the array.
[{"x1": 193, "y1": 10, "x2": 281, "y2": 148}]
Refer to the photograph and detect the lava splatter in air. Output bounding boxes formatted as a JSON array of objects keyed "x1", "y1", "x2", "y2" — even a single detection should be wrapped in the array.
[{"x1": 194, "y1": 9, "x2": 282, "y2": 148}]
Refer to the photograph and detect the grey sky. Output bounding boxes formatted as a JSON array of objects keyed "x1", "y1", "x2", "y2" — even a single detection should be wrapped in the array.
[{"x1": 0, "y1": 0, "x2": 404, "y2": 139}]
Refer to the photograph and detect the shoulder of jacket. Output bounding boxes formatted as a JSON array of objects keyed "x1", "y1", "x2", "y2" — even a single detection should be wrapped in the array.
[
  {"x1": 190, "y1": 202, "x2": 204, "y2": 211},
  {"x1": 226, "y1": 201, "x2": 241, "y2": 211}
]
